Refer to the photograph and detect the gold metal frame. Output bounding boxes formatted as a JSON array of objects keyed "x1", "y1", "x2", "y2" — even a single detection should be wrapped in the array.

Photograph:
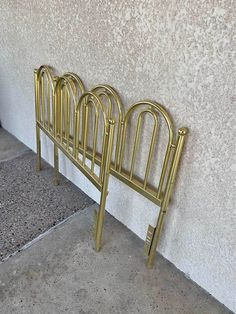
[{"x1": 34, "y1": 65, "x2": 188, "y2": 268}]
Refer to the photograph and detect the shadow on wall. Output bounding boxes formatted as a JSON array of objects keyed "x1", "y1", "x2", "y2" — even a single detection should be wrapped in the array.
[
  {"x1": 0, "y1": 74, "x2": 3, "y2": 127},
  {"x1": 0, "y1": 72, "x2": 8, "y2": 129},
  {"x1": 0, "y1": 69, "x2": 21, "y2": 133}
]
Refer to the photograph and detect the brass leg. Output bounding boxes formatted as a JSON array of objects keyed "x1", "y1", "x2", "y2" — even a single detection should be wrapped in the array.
[
  {"x1": 146, "y1": 128, "x2": 188, "y2": 268},
  {"x1": 53, "y1": 144, "x2": 60, "y2": 185},
  {"x1": 94, "y1": 119, "x2": 115, "y2": 252},
  {"x1": 146, "y1": 210, "x2": 165, "y2": 268},
  {"x1": 95, "y1": 191, "x2": 107, "y2": 252},
  {"x1": 146, "y1": 231, "x2": 158, "y2": 269},
  {"x1": 36, "y1": 126, "x2": 41, "y2": 171}
]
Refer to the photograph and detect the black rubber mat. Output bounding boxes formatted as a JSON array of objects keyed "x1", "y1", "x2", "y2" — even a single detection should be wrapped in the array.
[{"x1": 0, "y1": 151, "x2": 94, "y2": 260}]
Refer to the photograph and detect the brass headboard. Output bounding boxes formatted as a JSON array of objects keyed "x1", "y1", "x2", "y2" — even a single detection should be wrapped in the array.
[{"x1": 34, "y1": 65, "x2": 188, "y2": 268}]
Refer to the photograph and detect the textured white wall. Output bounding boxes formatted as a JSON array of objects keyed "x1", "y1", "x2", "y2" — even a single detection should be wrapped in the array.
[{"x1": 0, "y1": 0, "x2": 235, "y2": 311}]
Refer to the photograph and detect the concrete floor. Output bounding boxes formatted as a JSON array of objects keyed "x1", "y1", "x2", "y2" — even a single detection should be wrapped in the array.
[
  {"x1": 0, "y1": 128, "x2": 94, "y2": 260},
  {"x1": 0, "y1": 128, "x2": 29, "y2": 162},
  {"x1": 0, "y1": 128, "x2": 233, "y2": 314}
]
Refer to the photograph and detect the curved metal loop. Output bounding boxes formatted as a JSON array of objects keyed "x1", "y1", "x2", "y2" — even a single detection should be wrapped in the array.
[
  {"x1": 74, "y1": 91, "x2": 112, "y2": 182},
  {"x1": 91, "y1": 85, "x2": 125, "y2": 169},
  {"x1": 54, "y1": 76, "x2": 78, "y2": 148},
  {"x1": 124, "y1": 100, "x2": 174, "y2": 143},
  {"x1": 76, "y1": 91, "x2": 108, "y2": 124},
  {"x1": 36, "y1": 65, "x2": 56, "y2": 131},
  {"x1": 63, "y1": 72, "x2": 86, "y2": 99},
  {"x1": 118, "y1": 100, "x2": 175, "y2": 195},
  {"x1": 55, "y1": 76, "x2": 77, "y2": 105},
  {"x1": 91, "y1": 84, "x2": 124, "y2": 120},
  {"x1": 129, "y1": 109, "x2": 159, "y2": 182},
  {"x1": 36, "y1": 65, "x2": 55, "y2": 92}
]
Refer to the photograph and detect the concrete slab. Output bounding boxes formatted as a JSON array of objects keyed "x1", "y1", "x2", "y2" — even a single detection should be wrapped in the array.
[
  {"x1": 0, "y1": 128, "x2": 29, "y2": 162},
  {"x1": 0, "y1": 204, "x2": 232, "y2": 314},
  {"x1": 0, "y1": 127, "x2": 94, "y2": 260},
  {"x1": 0, "y1": 150, "x2": 94, "y2": 260}
]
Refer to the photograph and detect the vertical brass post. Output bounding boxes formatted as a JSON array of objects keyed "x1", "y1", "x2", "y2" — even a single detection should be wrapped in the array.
[
  {"x1": 146, "y1": 127, "x2": 188, "y2": 268},
  {"x1": 53, "y1": 76, "x2": 60, "y2": 186},
  {"x1": 95, "y1": 119, "x2": 115, "y2": 252},
  {"x1": 34, "y1": 69, "x2": 41, "y2": 171},
  {"x1": 82, "y1": 104, "x2": 89, "y2": 166}
]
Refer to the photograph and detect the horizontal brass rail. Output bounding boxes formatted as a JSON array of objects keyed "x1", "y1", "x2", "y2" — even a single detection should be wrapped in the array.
[
  {"x1": 37, "y1": 123, "x2": 102, "y2": 191},
  {"x1": 38, "y1": 121, "x2": 162, "y2": 206}
]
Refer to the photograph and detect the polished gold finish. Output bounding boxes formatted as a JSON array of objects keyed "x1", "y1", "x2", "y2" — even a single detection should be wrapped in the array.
[
  {"x1": 34, "y1": 65, "x2": 188, "y2": 269},
  {"x1": 95, "y1": 119, "x2": 115, "y2": 251},
  {"x1": 35, "y1": 66, "x2": 117, "y2": 251},
  {"x1": 34, "y1": 65, "x2": 55, "y2": 171},
  {"x1": 116, "y1": 101, "x2": 175, "y2": 205},
  {"x1": 91, "y1": 85, "x2": 125, "y2": 170},
  {"x1": 34, "y1": 69, "x2": 40, "y2": 171},
  {"x1": 93, "y1": 208, "x2": 98, "y2": 240},
  {"x1": 146, "y1": 127, "x2": 188, "y2": 268},
  {"x1": 53, "y1": 76, "x2": 59, "y2": 186},
  {"x1": 144, "y1": 224, "x2": 155, "y2": 256},
  {"x1": 54, "y1": 73, "x2": 85, "y2": 186},
  {"x1": 112, "y1": 101, "x2": 188, "y2": 267}
]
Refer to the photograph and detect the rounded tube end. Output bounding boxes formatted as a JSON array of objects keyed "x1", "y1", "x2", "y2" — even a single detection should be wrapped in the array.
[{"x1": 178, "y1": 127, "x2": 188, "y2": 136}]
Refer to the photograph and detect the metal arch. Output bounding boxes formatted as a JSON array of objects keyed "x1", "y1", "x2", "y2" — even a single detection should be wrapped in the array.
[
  {"x1": 91, "y1": 84, "x2": 125, "y2": 169},
  {"x1": 63, "y1": 72, "x2": 86, "y2": 97},
  {"x1": 123, "y1": 100, "x2": 175, "y2": 143},
  {"x1": 36, "y1": 65, "x2": 55, "y2": 91},
  {"x1": 76, "y1": 91, "x2": 109, "y2": 124},
  {"x1": 117, "y1": 101, "x2": 175, "y2": 197},
  {"x1": 91, "y1": 84, "x2": 124, "y2": 119}
]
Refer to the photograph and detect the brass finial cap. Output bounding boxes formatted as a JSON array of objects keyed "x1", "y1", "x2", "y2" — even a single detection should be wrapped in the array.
[
  {"x1": 178, "y1": 127, "x2": 188, "y2": 135},
  {"x1": 108, "y1": 119, "x2": 116, "y2": 125}
]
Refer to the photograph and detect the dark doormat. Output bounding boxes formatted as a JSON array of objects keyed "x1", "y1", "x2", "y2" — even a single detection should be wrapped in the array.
[{"x1": 0, "y1": 151, "x2": 94, "y2": 261}]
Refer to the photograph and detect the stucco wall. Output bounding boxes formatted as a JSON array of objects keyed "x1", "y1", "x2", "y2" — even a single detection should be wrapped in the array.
[{"x1": 0, "y1": 0, "x2": 235, "y2": 311}]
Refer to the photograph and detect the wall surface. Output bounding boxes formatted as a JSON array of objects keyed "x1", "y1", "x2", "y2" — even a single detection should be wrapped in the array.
[{"x1": 0, "y1": 0, "x2": 235, "y2": 311}]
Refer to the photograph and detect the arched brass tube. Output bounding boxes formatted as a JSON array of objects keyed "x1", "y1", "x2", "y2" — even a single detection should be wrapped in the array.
[
  {"x1": 37, "y1": 65, "x2": 54, "y2": 129},
  {"x1": 118, "y1": 101, "x2": 174, "y2": 182},
  {"x1": 52, "y1": 76, "x2": 59, "y2": 186},
  {"x1": 91, "y1": 85, "x2": 125, "y2": 170},
  {"x1": 54, "y1": 76, "x2": 77, "y2": 143},
  {"x1": 129, "y1": 110, "x2": 158, "y2": 183},
  {"x1": 129, "y1": 112, "x2": 144, "y2": 180},
  {"x1": 34, "y1": 66, "x2": 55, "y2": 171},
  {"x1": 75, "y1": 92, "x2": 107, "y2": 180},
  {"x1": 64, "y1": 72, "x2": 85, "y2": 96},
  {"x1": 73, "y1": 109, "x2": 80, "y2": 159},
  {"x1": 143, "y1": 111, "x2": 159, "y2": 189},
  {"x1": 96, "y1": 91, "x2": 113, "y2": 118},
  {"x1": 91, "y1": 109, "x2": 100, "y2": 173}
]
